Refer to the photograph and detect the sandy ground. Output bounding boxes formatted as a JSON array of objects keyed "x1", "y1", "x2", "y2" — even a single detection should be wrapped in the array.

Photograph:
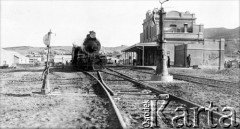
[
  {"x1": 112, "y1": 68, "x2": 240, "y2": 123},
  {"x1": 0, "y1": 67, "x2": 119, "y2": 128},
  {"x1": 169, "y1": 68, "x2": 239, "y2": 82}
]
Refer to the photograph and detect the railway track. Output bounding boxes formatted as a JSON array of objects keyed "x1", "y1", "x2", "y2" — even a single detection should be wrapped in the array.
[
  {"x1": 82, "y1": 71, "x2": 127, "y2": 129},
  {"x1": 85, "y1": 68, "x2": 239, "y2": 128},
  {"x1": 50, "y1": 68, "x2": 123, "y2": 128},
  {"x1": 172, "y1": 73, "x2": 239, "y2": 89},
  {"x1": 114, "y1": 67, "x2": 239, "y2": 89}
]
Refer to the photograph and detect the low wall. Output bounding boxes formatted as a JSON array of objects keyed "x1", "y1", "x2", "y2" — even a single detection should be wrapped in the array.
[
  {"x1": 17, "y1": 63, "x2": 44, "y2": 68},
  {"x1": 174, "y1": 39, "x2": 225, "y2": 69}
]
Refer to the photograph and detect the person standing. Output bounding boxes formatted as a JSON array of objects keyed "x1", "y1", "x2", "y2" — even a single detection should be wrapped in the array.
[
  {"x1": 186, "y1": 54, "x2": 191, "y2": 68},
  {"x1": 167, "y1": 56, "x2": 170, "y2": 68},
  {"x1": 133, "y1": 59, "x2": 136, "y2": 66}
]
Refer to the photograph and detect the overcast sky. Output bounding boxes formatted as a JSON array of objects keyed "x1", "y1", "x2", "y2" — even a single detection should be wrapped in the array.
[{"x1": 1, "y1": 0, "x2": 239, "y2": 48}]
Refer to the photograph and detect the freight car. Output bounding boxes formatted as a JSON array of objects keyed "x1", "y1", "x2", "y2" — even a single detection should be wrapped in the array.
[{"x1": 72, "y1": 31, "x2": 107, "y2": 70}]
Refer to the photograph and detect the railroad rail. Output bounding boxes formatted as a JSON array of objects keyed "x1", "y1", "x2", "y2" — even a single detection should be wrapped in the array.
[
  {"x1": 83, "y1": 71, "x2": 127, "y2": 129},
  {"x1": 100, "y1": 68, "x2": 239, "y2": 128},
  {"x1": 116, "y1": 67, "x2": 239, "y2": 89},
  {"x1": 99, "y1": 69, "x2": 173, "y2": 128},
  {"x1": 172, "y1": 73, "x2": 239, "y2": 89}
]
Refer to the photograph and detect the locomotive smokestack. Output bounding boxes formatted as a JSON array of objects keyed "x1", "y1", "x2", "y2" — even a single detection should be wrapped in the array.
[
  {"x1": 83, "y1": 31, "x2": 101, "y2": 54},
  {"x1": 87, "y1": 31, "x2": 96, "y2": 39}
]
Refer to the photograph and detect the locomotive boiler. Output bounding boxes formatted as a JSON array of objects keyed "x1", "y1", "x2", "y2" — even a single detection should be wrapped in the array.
[{"x1": 72, "y1": 31, "x2": 107, "y2": 70}]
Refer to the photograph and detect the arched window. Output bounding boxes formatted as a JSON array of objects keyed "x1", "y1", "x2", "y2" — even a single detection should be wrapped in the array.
[{"x1": 170, "y1": 24, "x2": 177, "y2": 32}]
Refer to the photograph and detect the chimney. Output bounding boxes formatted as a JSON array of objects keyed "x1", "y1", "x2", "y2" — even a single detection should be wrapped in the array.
[{"x1": 184, "y1": 23, "x2": 188, "y2": 33}]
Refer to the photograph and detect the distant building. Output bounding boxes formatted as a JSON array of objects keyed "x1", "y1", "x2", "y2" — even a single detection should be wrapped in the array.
[
  {"x1": 26, "y1": 53, "x2": 44, "y2": 64},
  {"x1": 29, "y1": 58, "x2": 42, "y2": 64},
  {"x1": 122, "y1": 10, "x2": 224, "y2": 69},
  {"x1": 107, "y1": 57, "x2": 119, "y2": 64},
  {"x1": 53, "y1": 55, "x2": 72, "y2": 64},
  {"x1": 0, "y1": 49, "x2": 29, "y2": 66}
]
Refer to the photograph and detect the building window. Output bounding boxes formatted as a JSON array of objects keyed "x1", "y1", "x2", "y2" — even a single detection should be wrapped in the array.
[
  {"x1": 170, "y1": 24, "x2": 177, "y2": 27},
  {"x1": 167, "y1": 51, "x2": 170, "y2": 56},
  {"x1": 146, "y1": 26, "x2": 148, "y2": 40},
  {"x1": 143, "y1": 29, "x2": 145, "y2": 42},
  {"x1": 170, "y1": 24, "x2": 177, "y2": 32},
  {"x1": 150, "y1": 27, "x2": 151, "y2": 41},
  {"x1": 177, "y1": 28, "x2": 181, "y2": 32}
]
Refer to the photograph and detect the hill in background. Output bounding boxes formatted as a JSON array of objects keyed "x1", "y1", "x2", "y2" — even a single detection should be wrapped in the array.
[
  {"x1": 204, "y1": 27, "x2": 239, "y2": 39},
  {"x1": 204, "y1": 27, "x2": 239, "y2": 58},
  {"x1": 3, "y1": 27, "x2": 239, "y2": 58},
  {"x1": 3, "y1": 45, "x2": 129, "y2": 56},
  {"x1": 4, "y1": 46, "x2": 72, "y2": 55}
]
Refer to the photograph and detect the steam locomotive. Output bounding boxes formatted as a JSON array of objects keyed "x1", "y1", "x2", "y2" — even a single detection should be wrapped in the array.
[{"x1": 72, "y1": 31, "x2": 107, "y2": 70}]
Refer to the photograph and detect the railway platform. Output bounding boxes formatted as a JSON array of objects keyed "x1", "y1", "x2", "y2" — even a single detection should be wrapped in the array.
[{"x1": 112, "y1": 64, "x2": 193, "y2": 71}]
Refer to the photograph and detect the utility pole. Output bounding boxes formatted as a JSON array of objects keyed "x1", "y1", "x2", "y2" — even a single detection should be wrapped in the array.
[{"x1": 151, "y1": 0, "x2": 173, "y2": 82}]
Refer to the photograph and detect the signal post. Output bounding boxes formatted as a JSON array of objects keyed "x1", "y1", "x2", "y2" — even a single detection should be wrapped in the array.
[{"x1": 41, "y1": 30, "x2": 53, "y2": 95}]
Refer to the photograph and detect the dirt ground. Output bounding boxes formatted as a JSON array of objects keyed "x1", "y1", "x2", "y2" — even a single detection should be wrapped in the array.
[
  {"x1": 113, "y1": 68, "x2": 240, "y2": 123},
  {"x1": 130, "y1": 67, "x2": 239, "y2": 82},
  {"x1": 169, "y1": 68, "x2": 239, "y2": 82},
  {"x1": 0, "y1": 67, "x2": 119, "y2": 128}
]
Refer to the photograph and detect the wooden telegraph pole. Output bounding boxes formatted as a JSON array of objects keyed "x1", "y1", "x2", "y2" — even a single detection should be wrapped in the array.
[{"x1": 151, "y1": 0, "x2": 173, "y2": 82}]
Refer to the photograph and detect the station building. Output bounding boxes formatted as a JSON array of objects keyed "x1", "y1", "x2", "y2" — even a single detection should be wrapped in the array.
[{"x1": 122, "y1": 10, "x2": 224, "y2": 69}]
